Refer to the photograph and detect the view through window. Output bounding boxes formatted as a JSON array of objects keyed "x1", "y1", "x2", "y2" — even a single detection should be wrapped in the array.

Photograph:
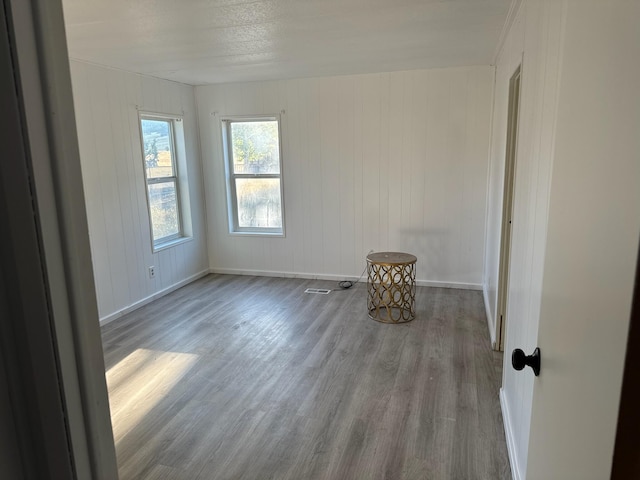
[
  {"x1": 223, "y1": 117, "x2": 284, "y2": 235},
  {"x1": 140, "y1": 116, "x2": 182, "y2": 246}
]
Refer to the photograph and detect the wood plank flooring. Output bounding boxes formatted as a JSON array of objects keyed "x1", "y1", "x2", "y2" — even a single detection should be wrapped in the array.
[{"x1": 101, "y1": 274, "x2": 509, "y2": 480}]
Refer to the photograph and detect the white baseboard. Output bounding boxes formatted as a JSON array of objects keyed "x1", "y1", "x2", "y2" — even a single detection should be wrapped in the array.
[
  {"x1": 500, "y1": 388, "x2": 521, "y2": 480},
  {"x1": 209, "y1": 268, "x2": 482, "y2": 291},
  {"x1": 483, "y1": 283, "x2": 497, "y2": 348},
  {"x1": 210, "y1": 268, "x2": 364, "y2": 283},
  {"x1": 99, "y1": 269, "x2": 210, "y2": 325},
  {"x1": 100, "y1": 268, "x2": 482, "y2": 325},
  {"x1": 417, "y1": 280, "x2": 482, "y2": 290}
]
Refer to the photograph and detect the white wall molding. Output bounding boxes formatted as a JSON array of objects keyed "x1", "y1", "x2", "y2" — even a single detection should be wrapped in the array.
[
  {"x1": 68, "y1": 57, "x2": 194, "y2": 87},
  {"x1": 210, "y1": 268, "x2": 482, "y2": 291},
  {"x1": 500, "y1": 388, "x2": 521, "y2": 480},
  {"x1": 99, "y1": 270, "x2": 209, "y2": 325},
  {"x1": 483, "y1": 283, "x2": 496, "y2": 348},
  {"x1": 492, "y1": 0, "x2": 525, "y2": 65}
]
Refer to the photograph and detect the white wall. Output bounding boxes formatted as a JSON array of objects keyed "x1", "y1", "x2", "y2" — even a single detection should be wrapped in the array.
[
  {"x1": 483, "y1": 1, "x2": 566, "y2": 478},
  {"x1": 196, "y1": 67, "x2": 494, "y2": 287},
  {"x1": 70, "y1": 61, "x2": 208, "y2": 322}
]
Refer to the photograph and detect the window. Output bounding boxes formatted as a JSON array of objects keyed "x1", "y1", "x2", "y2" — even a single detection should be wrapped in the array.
[
  {"x1": 221, "y1": 116, "x2": 284, "y2": 235},
  {"x1": 140, "y1": 114, "x2": 191, "y2": 250}
]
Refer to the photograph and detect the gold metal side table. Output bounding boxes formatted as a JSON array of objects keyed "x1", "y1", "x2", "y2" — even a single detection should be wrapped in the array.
[{"x1": 366, "y1": 252, "x2": 417, "y2": 323}]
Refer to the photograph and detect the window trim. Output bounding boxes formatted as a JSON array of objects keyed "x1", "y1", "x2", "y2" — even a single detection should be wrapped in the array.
[
  {"x1": 221, "y1": 115, "x2": 286, "y2": 237},
  {"x1": 138, "y1": 112, "x2": 186, "y2": 251}
]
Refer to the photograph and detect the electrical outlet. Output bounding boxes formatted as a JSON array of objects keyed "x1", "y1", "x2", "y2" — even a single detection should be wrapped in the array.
[{"x1": 148, "y1": 266, "x2": 156, "y2": 278}]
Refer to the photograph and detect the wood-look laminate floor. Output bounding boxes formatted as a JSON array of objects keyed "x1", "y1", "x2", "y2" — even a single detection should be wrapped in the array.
[{"x1": 101, "y1": 274, "x2": 509, "y2": 480}]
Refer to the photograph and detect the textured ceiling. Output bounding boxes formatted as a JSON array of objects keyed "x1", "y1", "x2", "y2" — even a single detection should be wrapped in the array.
[{"x1": 62, "y1": 0, "x2": 512, "y2": 85}]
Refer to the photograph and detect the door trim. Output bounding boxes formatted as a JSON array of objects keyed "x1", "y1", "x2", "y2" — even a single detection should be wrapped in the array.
[
  {"x1": 0, "y1": 1, "x2": 74, "y2": 476},
  {"x1": 4, "y1": 0, "x2": 119, "y2": 477},
  {"x1": 611, "y1": 239, "x2": 640, "y2": 478},
  {"x1": 496, "y1": 64, "x2": 522, "y2": 351}
]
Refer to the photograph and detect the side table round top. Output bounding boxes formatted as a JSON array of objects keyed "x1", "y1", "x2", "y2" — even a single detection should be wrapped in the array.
[{"x1": 366, "y1": 251, "x2": 417, "y2": 266}]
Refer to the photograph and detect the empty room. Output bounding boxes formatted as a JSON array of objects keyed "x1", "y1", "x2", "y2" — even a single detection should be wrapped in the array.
[
  {"x1": 65, "y1": 0, "x2": 506, "y2": 478},
  {"x1": 2, "y1": 0, "x2": 638, "y2": 479}
]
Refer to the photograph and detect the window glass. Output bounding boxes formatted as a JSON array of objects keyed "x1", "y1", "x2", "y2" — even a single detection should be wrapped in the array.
[
  {"x1": 148, "y1": 181, "x2": 180, "y2": 240},
  {"x1": 223, "y1": 117, "x2": 284, "y2": 235},
  {"x1": 141, "y1": 118, "x2": 175, "y2": 179},
  {"x1": 230, "y1": 121, "x2": 280, "y2": 175},
  {"x1": 140, "y1": 114, "x2": 186, "y2": 247},
  {"x1": 235, "y1": 178, "x2": 282, "y2": 229}
]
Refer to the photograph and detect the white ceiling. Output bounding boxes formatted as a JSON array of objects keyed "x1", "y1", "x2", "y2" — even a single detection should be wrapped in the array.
[{"x1": 62, "y1": 0, "x2": 513, "y2": 86}]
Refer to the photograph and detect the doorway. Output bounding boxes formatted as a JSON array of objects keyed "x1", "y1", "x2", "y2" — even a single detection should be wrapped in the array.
[{"x1": 496, "y1": 65, "x2": 521, "y2": 351}]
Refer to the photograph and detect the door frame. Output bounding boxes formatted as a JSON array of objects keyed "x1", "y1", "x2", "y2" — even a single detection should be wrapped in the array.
[
  {"x1": 3, "y1": 0, "x2": 119, "y2": 477},
  {"x1": 0, "y1": 1, "x2": 74, "y2": 476},
  {"x1": 496, "y1": 64, "x2": 522, "y2": 351},
  {"x1": 611, "y1": 240, "x2": 640, "y2": 478}
]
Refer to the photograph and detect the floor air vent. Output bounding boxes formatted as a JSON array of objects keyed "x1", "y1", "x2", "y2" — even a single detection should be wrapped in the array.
[{"x1": 305, "y1": 288, "x2": 332, "y2": 295}]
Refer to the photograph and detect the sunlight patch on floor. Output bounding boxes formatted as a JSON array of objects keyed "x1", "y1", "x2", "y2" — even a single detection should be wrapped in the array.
[{"x1": 105, "y1": 348, "x2": 199, "y2": 445}]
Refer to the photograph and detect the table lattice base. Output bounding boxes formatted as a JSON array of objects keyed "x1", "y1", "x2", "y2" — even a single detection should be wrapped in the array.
[{"x1": 366, "y1": 254, "x2": 416, "y2": 324}]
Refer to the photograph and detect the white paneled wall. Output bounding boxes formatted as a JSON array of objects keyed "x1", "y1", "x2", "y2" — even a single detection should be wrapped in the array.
[
  {"x1": 483, "y1": 1, "x2": 566, "y2": 478},
  {"x1": 70, "y1": 61, "x2": 208, "y2": 322},
  {"x1": 196, "y1": 67, "x2": 494, "y2": 287}
]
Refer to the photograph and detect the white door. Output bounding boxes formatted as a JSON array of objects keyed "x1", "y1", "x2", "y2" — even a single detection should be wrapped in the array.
[{"x1": 514, "y1": 1, "x2": 640, "y2": 478}]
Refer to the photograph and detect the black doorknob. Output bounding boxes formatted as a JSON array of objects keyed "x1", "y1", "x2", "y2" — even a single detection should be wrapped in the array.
[{"x1": 511, "y1": 347, "x2": 541, "y2": 376}]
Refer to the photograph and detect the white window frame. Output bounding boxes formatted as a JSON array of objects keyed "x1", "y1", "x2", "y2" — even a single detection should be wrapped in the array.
[
  {"x1": 139, "y1": 112, "x2": 192, "y2": 251},
  {"x1": 221, "y1": 115, "x2": 285, "y2": 236}
]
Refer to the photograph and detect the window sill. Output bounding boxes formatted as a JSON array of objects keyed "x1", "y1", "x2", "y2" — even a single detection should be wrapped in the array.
[
  {"x1": 228, "y1": 231, "x2": 285, "y2": 238},
  {"x1": 153, "y1": 235, "x2": 193, "y2": 252}
]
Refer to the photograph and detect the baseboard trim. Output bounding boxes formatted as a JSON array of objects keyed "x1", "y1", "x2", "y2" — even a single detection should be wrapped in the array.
[
  {"x1": 483, "y1": 283, "x2": 497, "y2": 348},
  {"x1": 99, "y1": 269, "x2": 210, "y2": 325},
  {"x1": 100, "y1": 268, "x2": 483, "y2": 325},
  {"x1": 418, "y1": 280, "x2": 482, "y2": 290},
  {"x1": 209, "y1": 268, "x2": 482, "y2": 291},
  {"x1": 500, "y1": 388, "x2": 521, "y2": 480}
]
